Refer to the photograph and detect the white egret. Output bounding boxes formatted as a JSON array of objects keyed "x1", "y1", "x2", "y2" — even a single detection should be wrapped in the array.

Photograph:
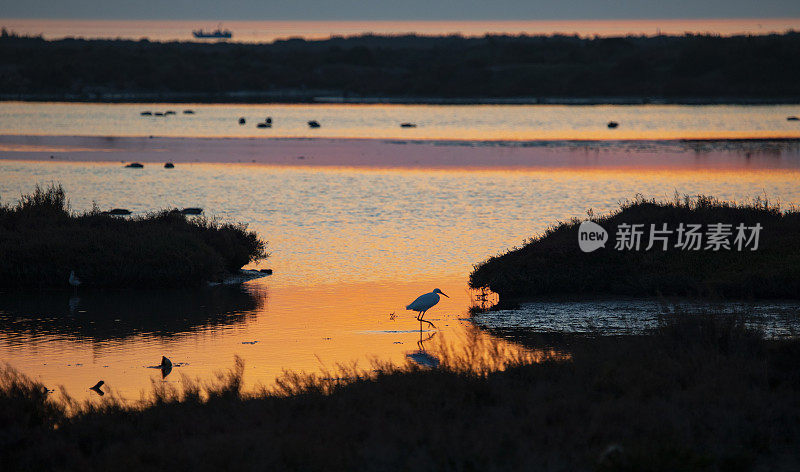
[
  {"x1": 69, "y1": 270, "x2": 81, "y2": 294},
  {"x1": 406, "y1": 288, "x2": 448, "y2": 328}
]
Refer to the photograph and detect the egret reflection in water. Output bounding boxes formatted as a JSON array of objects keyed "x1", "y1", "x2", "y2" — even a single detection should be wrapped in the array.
[{"x1": 406, "y1": 329, "x2": 440, "y2": 368}]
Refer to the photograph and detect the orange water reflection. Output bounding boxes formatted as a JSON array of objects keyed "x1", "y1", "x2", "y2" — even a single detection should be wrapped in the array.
[
  {"x1": 0, "y1": 276, "x2": 539, "y2": 402},
  {"x1": 2, "y1": 152, "x2": 800, "y2": 401},
  {"x1": 3, "y1": 103, "x2": 800, "y2": 140}
]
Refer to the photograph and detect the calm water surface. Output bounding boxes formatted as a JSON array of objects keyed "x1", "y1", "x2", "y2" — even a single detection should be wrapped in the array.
[
  {"x1": 2, "y1": 158, "x2": 800, "y2": 399},
  {"x1": 3, "y1": 102, "x2": 800, "y2": 140},
  {"x1": 3, "y1": 102, "x2": 800, "y2": 400}
]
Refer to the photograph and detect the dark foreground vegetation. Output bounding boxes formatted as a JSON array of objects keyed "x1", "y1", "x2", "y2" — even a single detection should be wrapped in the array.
[
  {"x1": 2, "y1": 313, "x2": 800, "y2": 471},
  {"x1": 0, "y1": 185, "x2": 266, "y2": 288},
  {"x1": 471, "y1": 195, "x2": 800, "y2": 304},
  {"x1": 2, "y1": 30, "x2": 800, "y2": 102}
]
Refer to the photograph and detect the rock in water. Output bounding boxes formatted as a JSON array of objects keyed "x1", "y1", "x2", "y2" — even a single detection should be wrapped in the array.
[
  {"x1": 160, "y1": 356, "x2": 173, "y2": 379},
  {"x1": 107, "y1": 208, "x2": 132, "y2": 215}
]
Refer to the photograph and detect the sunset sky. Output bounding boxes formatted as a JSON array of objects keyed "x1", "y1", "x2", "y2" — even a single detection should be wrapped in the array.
[{"x1": 2, "y1": 0, "x2": 799, "y2": 20}]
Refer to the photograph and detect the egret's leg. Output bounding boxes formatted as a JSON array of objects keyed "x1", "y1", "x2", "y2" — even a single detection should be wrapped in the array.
[
  {"x1": 420, "y1": 319, "x2": 436, "y2": 329},
  {"x1": 418, "y1": 310, "x2": 437, "y2": 329}
]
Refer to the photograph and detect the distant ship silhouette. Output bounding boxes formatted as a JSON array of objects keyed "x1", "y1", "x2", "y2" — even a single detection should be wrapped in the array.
[{"x1": 193, "y1": 26, "x2": 232, "y2": 39}]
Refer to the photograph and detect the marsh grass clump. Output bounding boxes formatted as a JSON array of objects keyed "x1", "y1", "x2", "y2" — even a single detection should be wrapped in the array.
[
  {"x1": 3, "y1": 313, "x2": 800, "y2": 471},
  {"x1": 0, "y1": 184, "x2": 267, "y2": 288},
  {"x1": 470, "y1": 194, "x2": 800, "y2": 304}
]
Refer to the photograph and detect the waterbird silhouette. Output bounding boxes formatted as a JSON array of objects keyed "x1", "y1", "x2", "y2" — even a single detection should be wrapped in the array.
[
  {"x1": 90, "y1": 380, "x2": 104, "y2": 396},
  {"x1": 69, "y1": 270, "x2": 81, "y2": 294},
  {"x1": 160, "y1": 356, "x2": 173, "y2": 379},
  {"x1": 406, "y1": 288, "x2": 448, "y2": 329}
]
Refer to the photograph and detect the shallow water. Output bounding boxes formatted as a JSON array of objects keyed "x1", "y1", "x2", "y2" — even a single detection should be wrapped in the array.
[
  {"x1": 3, "y1": 102, "x2": 800, "y2": 140},
  {"x1": 3, "y1": 126, "x2": 800, "y2": 400},
  {"x1": 3, "y1": 161, "x2": 800, "y2": 285},
  {"x1": 474, "y1": 299, "x2": 800, "y2": 338}
]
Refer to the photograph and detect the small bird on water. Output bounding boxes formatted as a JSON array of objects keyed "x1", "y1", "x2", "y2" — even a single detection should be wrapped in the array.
[
  {"x1": 406, "y1": 288, "x2": 449, "y2": 329},
  {"x1": 69, "y1": 270, "x2": 81, "y2": 294},
  {"x1": 89, "y1": 380, "x2": 104, "y2": 396},
  {"x1": 160, "y1": 356, "x2": 173, "y2": 379}
]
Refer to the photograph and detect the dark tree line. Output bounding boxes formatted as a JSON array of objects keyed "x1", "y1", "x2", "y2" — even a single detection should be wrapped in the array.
[{"x1": 1, "y1": 31, "x2": 799, "y2": 101}]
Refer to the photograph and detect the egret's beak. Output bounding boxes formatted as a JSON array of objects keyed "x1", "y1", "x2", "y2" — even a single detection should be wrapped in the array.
[{"x1": 440, "y1": 292, "x2": 449, "y2": 298}]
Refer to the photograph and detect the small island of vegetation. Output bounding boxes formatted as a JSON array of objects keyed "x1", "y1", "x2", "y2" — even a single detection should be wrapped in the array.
[
  {"x1": 0, "y1": 184, "x2": 267, "y2": 289},
  {"x1": 470, "y1": 195, "x2": 800, "y2": 305}
]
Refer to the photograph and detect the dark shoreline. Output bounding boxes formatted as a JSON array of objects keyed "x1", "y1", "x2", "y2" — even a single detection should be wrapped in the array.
[
  {"x1": 4, "y1": 313, "x2": 800, "y2": 471},
  {"x1": 4, "y1": 32, "x2": 800, "y2": 104},
  {"x1": 4, "y1": 95, "x2": 800, "y2": 105}
]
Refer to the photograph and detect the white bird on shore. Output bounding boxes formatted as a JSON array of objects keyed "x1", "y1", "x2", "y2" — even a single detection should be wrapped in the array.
[
  {"x1": 406, "y1": 288, "x2": 448, "y2": 329},
  {"x1": 69, "y1": 270, "x2": 81, "y2": 293}
]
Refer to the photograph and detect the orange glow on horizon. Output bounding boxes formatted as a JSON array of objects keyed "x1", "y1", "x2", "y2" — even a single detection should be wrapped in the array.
[{"x1": 3, "y1": 18, "x2": 800, "y2": 42}]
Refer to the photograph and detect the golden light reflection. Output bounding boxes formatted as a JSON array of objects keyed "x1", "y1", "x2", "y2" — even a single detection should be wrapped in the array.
[
  {"x1": 0, "y1": 276, "x2": 556, "y2": 403},
  {"x1": 1, "y1": 152, "x2": 799, "y2": 402},
  {"x1": 3, "y1": 102, "x2": 800, "y2": 141}
]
